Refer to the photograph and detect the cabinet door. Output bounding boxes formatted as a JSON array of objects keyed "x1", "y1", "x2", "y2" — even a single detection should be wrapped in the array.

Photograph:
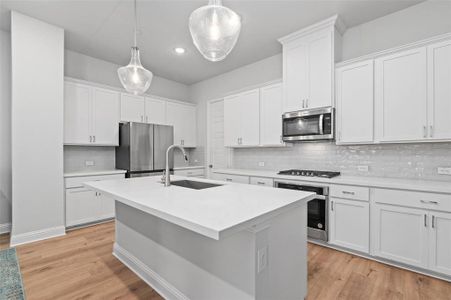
[
  {"x1": 428, "y1": 40, "x2": 451, "y2": 140},
  {"x1": 429, "y1": 211, "x2": 451, "y2": 276},
  {"x1": 371, "y1": 204, "x2": 428, "y2": 268},
  {"x1": 182, "y1": 105, "x2": 197, "y2": 147},
  {"x1": 120, "y1": 94, "x2": 145, "y2": 122},
  {"x1": 98, "y1": 192, "x2": 115, "y2": 220},
  {"x1": 283, "y1": 42, "x2": 309, "y2": 113},
  {"x1": 308, "y1": 31, "x2": 333, "y2": 109},
  {"x1": 64, "y1": 82, "x2": 92, "y2": 144},
  {"x1": 65, "y1": 188, "x2": 101, "y2": 227},
  {"x1": 375, "y1": 47, "x2": 427, "y2": 142},
  {"x1": 336, "y1": 60, "x2": 374, "y2": 144},
  {"x1": 260, "y1": 83, "x2": 283, "y2": 146},
  {"x1": 166, "y1": 102, "x2": 185, "y2": 146},
  {"x1": 224, "y1": 94, "x2": 241, "y2": 147},
  {"x1": 145, "y1": 97, "x2": 166, "y2": 124},
  {"x1": 329, "y1": 198, "x2": 369, "y2": 253},
  {"x1": 92, "y1": 88, "x2": 120, "y2": 145},
  {"x1": 239, "y1": 89, "x2": 260, "y2": 146}
]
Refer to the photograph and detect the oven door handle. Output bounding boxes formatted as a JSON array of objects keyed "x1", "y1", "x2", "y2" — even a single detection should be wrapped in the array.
[
  {"x1": 314, "y1": 195, "x2": 326, "y2": 200},
  {"x1": 318, "y1": 114, "x2": 324, "y2": 135}
]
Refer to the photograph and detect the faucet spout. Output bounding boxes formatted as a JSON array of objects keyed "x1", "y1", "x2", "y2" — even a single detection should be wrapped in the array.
[{"x1": 164, "y1": 145, "x2": 188, "y2": 187}]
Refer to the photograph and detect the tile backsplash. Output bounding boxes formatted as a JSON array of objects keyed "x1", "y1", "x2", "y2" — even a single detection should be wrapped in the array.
[
  {"x1": 64, "y1": 146, "x2": 196, "y2": 173},
  {"x1": 232, "y1": 142, "x2": 451, "y2": 182}
]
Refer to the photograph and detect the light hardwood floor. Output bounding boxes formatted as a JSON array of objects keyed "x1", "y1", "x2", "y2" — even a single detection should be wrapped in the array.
[{"x1": 1, "y1": 222, "x2": 450, "y2": 300}]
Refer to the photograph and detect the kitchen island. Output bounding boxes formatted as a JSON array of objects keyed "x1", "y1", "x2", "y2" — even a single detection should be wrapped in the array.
[{"x1": 85, "y1": 176, "x2": 315, "y2": 300}]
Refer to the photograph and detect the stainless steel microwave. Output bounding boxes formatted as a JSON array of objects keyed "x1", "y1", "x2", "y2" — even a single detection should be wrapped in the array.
[{"x1": 282, "y1": 107, "x2": 334, "y2": 142}]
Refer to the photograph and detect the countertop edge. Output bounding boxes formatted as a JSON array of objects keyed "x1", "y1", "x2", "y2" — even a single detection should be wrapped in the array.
[
  {"x1": 64, "y1": 169, "x2": 127, "y2": 178},
  {"x1": 212, "y1": 169, "x2": 451, "y2": 194}
]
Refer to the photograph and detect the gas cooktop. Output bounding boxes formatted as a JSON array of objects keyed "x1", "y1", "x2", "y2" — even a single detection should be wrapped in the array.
[{"x1": 277, "y1": 169, "x2": 341, "y2": 178}]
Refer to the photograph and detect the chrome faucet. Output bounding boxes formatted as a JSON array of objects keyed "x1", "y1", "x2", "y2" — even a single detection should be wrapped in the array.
[{"x1": 163, "y1": 145, "x2": 188, "y2": 187}]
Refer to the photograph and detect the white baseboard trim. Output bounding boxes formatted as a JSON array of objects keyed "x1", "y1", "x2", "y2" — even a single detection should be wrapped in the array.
[
  {"x1": 10, "y1": 226, "x2": 66, "y2": 247},
  {"x1": 0, "y1": 223, "x2": 11, "y2": 234},
  {"x1": 113, "y1": 243, "x2": 189, "y2": 300}
]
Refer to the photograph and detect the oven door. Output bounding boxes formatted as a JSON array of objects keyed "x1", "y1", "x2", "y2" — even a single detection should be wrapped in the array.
[
  {"x1": 307, "y1": 197, "x2": 328, "y2": 241},
  {"x1": 282, "y1": 107, "x2": 334, "y2": 141}
]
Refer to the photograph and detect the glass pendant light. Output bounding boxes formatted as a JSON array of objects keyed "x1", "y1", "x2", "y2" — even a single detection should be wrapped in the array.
[
  {"x1": 189, "y1": 0, "x2": 241, "y2": 62},
  {"x1": 118, "y1": 0, "x2": 153, "y2": 95}
]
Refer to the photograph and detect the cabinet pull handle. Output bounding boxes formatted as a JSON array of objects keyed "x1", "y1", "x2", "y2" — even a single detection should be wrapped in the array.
[
  {"x1": 423, "y1": 125, "x2": 427, "y2": 138},
  {"x1": 331, "y1": 201, "x2": 334, "y2": 211},
  {"x1": 226, "y1": 178, "x2": 232, "y2": 182},
  {"x1": 146, "y1": 116, "x2": 148, "y2": 123},
  {"x1": 257, "y1": 181, "x2": 265, "y2": 185},
  {"x1": 432, "y1": 215, "x2": 435, "y2": 228},
  {"x1": 89, "y1": 135, "x2": 92, "y2": 143},
  {"x1": 429, "y1": 125, "x2": 433, "y2": 138},
  {"x1": 306, "y1": 99, "x2": 309, "y2": 108},
  {"x1": 424, "y1": 214, "x2": 428, "y2": 227},
  {"x1": 420, "y1": 200, "x2": 439, "y2": 205},
  {"x1": 342, "y1": 191, "x2": 355, "y2": 195},
  {"x1": 93, "y1": 135, "x2": 95, "y2": 143}
]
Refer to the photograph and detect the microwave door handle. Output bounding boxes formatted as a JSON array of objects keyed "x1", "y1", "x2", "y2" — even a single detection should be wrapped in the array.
[{"x1": 319, "y1": 114, "x2": 324, "y2": 135}]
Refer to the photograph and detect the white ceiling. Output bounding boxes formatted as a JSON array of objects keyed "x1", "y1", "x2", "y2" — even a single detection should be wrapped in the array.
[{"x1": 0, "y1": 0, "x2": 423, "y2": 84}]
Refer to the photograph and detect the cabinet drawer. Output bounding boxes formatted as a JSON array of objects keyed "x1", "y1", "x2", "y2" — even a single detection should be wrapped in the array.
[
  {"x1": 65, "y1": 174, "x2": 124, "y2": 189},
  {"x1": 330, "y1": 185, "x2": 369, "y2": 201},
  {"x1": 174, "y1": 168, "x2": 205, "y2": 177},
  {"x1": 250, "y1": 177, "x2": 274, "y2": 187},
  {"x1": 212, "y1": 173, "x2": 249, "y2": 184},
  {"x1": 374, "y1": 188, "x2": 451, "y2": 213}
]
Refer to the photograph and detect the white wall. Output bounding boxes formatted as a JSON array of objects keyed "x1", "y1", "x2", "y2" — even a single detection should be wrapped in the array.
[
  {"x1": 189, "y1": 0, "x2": 451, "y2": 166},
  {"x1": 11, "y1": 12, "x2": 65, "y2": 243},
  {"x1": 0, "y1": 30, "x2": 11, "y2": 232},
  {"x1": 341, "y1": 0, "x2": 451, "y2": 60},
  {"x1": 65, "y1": 50, "x2": 190, "y2": 102}
]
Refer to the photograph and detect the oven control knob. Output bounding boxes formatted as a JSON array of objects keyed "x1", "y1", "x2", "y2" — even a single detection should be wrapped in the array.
[
  {"x1": 318, "y1": 223, "x2": 323, "y2": 229},
  {"x1": 301, "y1": 171, "x2": 305, "y2": 176}
]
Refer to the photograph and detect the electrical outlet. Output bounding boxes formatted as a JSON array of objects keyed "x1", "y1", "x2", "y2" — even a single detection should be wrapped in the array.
[
  {"x1": 357, "y1": 165, "x2": 369, "y2": 172},
  {"x1": 257, "y1": 246, "x2": 268, "y2": 273},
  {"x1": 85, "y1": 160, "x2": 95, "y2": 167},
  {"x1": 437, "y1": 167, "x2": 451, "y2": 175},
  {"x1": 258, "y1": 161, "x2": 265, "y2": 167}
]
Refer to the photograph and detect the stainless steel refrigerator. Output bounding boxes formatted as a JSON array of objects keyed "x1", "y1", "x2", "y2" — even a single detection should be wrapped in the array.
[{"x1": 115, "y1": 122, "x2": 174, "y2": 178}]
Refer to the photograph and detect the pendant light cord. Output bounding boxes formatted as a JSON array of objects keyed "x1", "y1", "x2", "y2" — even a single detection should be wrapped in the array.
[{"x1": 134, "y1": 0, "x2": 137, "y2": 47}]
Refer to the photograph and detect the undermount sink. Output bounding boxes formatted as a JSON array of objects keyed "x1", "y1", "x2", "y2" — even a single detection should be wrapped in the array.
[{"x1": 170, "y1": 180, "x2": 222, "y2": 190}]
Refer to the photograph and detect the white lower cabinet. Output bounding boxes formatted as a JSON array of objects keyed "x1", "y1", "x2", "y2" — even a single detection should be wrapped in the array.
[
  {"x1": 211, "y1": 173, "x2": 249, "y2": 184},
  {"x1": 329, "y1": 197, "x2": 369, "y2": 253},
  {"x1": 249, "y1": 176, "x2": 274, "y2": 187},
  {"x1": 428, "y1": 211, "x2": 451, "y2": 276},
  {"x1": 371, "y1": 203, "x2": 429, "y2": 268},
  {"x1": 64, "y1": 173, "x2": 124, "y2": 228}
]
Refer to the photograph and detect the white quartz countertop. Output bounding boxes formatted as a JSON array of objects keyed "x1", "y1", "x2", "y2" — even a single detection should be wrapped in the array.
[
  {"x1": 64, "y1": 169, "x2": 127, "y2": 178},
  {"x1": 85, "y1": 176, "x2": 315, "y2": 240},
  {"x1": 213, "y1": 169, "x2": 451, "y2": 194}
]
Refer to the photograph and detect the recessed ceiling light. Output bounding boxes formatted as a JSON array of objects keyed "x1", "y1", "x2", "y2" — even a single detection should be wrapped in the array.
[{"x1": 174, "y1": 47, "x2": 186, "y2": 55}]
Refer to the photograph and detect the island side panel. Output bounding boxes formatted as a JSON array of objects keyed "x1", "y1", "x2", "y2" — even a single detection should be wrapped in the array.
[{"x1": 114, "y1": 202, "x2": 256, "y2": 300}]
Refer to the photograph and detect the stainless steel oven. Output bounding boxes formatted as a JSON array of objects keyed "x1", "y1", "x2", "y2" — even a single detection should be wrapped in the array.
[
  {"x1": 282, "y1": 107, "x2": 334, "y2": 142},
  {"x1": 275, "y1": 181, "x2": 329, "y2": 241}
]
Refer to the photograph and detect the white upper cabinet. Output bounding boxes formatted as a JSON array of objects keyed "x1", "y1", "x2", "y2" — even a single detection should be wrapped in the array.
[
  {"x1": 335, "y1": 60, "x2": 374, "y2": 144},
  {"x1": 64, "y1": 81, "x2": 119, "y2": 146},
  {"x1": 64, "y1": 82, "x2": 91, "y2": 144},
  {"x1": 120, "y1": 94, "x2": 145, "y2": 123},
  {"x1": 145, "y1": 97, "x2": 166, "y2": 125},
  {"x1": 260, "y1": 83, "x2": 284, "y2": 146},
  {"x1": 224, "y1": 89, "x2": 260, "y2": 147},
  {"x1": 166, "y1": 102, "x2": 197, "y2": 147},
  {"x1": 375, "y1": 47, "x2": 428, "y2": 142},
  {"x1": 280, "y1": 16, "x2": 342, "y2": 112},
  {"x1": 427, "y1": 40, "x2": 451, "y2": 141}
]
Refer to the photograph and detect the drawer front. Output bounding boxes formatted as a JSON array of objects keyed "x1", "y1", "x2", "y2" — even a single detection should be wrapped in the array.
[
  {"x1": 250, "y1": 176, "x2": 274, "y2": 187},
  {"x1": 174, "y1": 169, "x2": 205, "y2": 177},
  {"x1": 212, "y1": 173, "x2": 249, "y2": 184},
  {"x1": 330, "y1": 185, "x2": 369, "y2": 202},
  {"x1": 65, "y1": 174, "x2": 125, "y2": 189},
  {"x1": 374, "y1": 188, "x2": 451, "y2": 213}
]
